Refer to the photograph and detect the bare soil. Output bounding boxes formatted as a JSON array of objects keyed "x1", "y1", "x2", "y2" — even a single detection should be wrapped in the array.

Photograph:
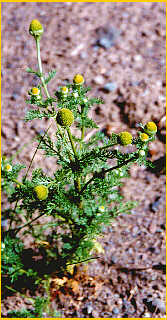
[{"x1": 1, "y1": 2, "x2": 166, "y2": 318}]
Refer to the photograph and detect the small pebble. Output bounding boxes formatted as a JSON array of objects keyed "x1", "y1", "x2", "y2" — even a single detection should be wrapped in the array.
[
  {"x1": 151, "y1": 274, "x2": 157, "y2": 281},
  {"x1": 97, "y1": 37, "x2": 114, "y2": 49},
  {"x1": 127, "y1": 247, "x2": 133, "y2": 255},
  {"x1": 112, "y1": 307, "x2": 120, "y2": 315},
  {"x1": 102, "y1": 82, "x2": 118, "y2": 92},
  {"x1": 117, "y1": 298, "x2": 123, "y2": 305},
  {"x1": 132, "y1": 226, "x2": 139, "y2": 236},
  {"x1": 134, "y1": 54, "x2": 142, "y2": 62},
  {"x1": 143, "y1": 312, "x2": 152, "y2": 317},
  {"x1": 150, "y1": 197, "x2": 161, "y2": 213},
  {"x1": 110, "y1": 255, "x2": 118, "y2": 264},
  {"x1": 152, "y1": 298, "x2": 166, "y2": 313},
  {"x1": 11, "y1": 91, "x2": 19, "y2": 101},
  {"x1": 96, "y1": 27, "x2": 119, "y2": 49},
  {"x1": 93, "y1": 75, "x2": 105, "y2": 85},
  {"x1": 70, "y1": 43, "x2": 84, "y2": 56},
  {"x1": 80, "y1": 51, "x2": 87, "y2": 59},
  {"x1": 87, "y1": 304, "x2": 93, "y2": 314}
]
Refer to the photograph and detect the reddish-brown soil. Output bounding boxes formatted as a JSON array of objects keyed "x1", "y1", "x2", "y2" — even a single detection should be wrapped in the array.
[{"x1": 1, "y1": 2, "x2": 166, "y2": 318}]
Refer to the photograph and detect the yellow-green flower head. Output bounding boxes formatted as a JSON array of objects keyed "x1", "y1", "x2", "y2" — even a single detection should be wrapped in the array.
[
  {"x1": 31, "y1": 87, "x2": 40, "y2": 95},
  {"x1": 29, "y1": 19, "x2": 43, "y2": 38},
  {"x1": 60, "y1": 86, "x2": 68, "y2": 95},
  {"x1": 140, "y1": 133, "x2": 149, "y2": 142},
  {"x1": 73, "y1": 74, "x2": 84, "y2": 85},
  {"x1": 4, "y1": 163, "x2": 12, "y2": 172},
  {"x1": 34, "y1": 185, "x2": 48, "y2": 200},
  {"x1": 119, "y1": 131, "x2": 132, "y2": 145},
  {"x1": 144, "y1": 121, "x2": 157, "y2": 135},
  {"x1": 56, "y1": 108, "x2": 74, "y2": 127}
]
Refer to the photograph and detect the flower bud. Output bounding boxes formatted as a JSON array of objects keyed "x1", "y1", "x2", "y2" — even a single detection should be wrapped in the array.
[
  {"x1": 144, "y1": 121, "x2": 157, "y2": 136},
  {"x1": 60, "y1": 86, "x2": 68, "y2": 95},
  {"x1": 73, "y1": 74, "x2": 84, "y2": 85},
  {"x1": 139, "y1": 150, "x2": 145, "y2": 156},
  {"x1": 31, "y1": 87, "x2": 40, "y2": 96},
  {"x1": 30, "y1": 87, "x2": 41, "y2": 100},
  {"x1": 56, "y1": 108, "x2": 74, "y2": 127},
  {"x1": 98, "y1": 205, "x2": 105, "y2": 213},
  {"x1": 119, "y1": 131, "x2": 132, "y2": 145},
  {"x1": 4, "y1": 164, "x2": 12, "y2": 172},
  {"x1": 140, "y1": 133, "x2": 149, "y2": 142},
  {"x1": 1, "y1": 243, "x2": 5, "y2": 250},
  {"x1": 29, "y1": 19, "x2": 43, "y2": 38},
  {"x1": 34, "y1": 185, "x2": 48, "y2": 200}
]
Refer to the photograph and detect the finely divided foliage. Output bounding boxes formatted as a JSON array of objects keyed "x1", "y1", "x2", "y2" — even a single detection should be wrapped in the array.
[{"x1": 1, "y1": 19, "x2": 157, "y2": 316}]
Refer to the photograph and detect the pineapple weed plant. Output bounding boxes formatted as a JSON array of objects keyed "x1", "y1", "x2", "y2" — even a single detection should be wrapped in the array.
[{"x1": 2, "y1": 20, "x2": 157, "y2": 317}]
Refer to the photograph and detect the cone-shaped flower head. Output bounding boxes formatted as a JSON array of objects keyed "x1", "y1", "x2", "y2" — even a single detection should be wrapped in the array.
[
  {"x1": 144, "y1": 121, "x2": 157, "y2": 136},
  {"x1": 34, "y1": 185, "x2": 48, "y2": 200},
  {"x1": 29, "y1": 19, "x2": 43, "y2": 38},
  {"x1": 140, "y1": 133, "x2": 149, "y2": 142},
  {"x1": 119, "y1": 131, "x2": 132, "y2": 145},
  {"x1": 73, "y1": 74, "x2": 84, "y2": 85},
  {"x1": 56, "y1": 108, "x2": 74, "y2": 127}
]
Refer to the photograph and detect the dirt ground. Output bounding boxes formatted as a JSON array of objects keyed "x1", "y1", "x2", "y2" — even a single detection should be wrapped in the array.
[{"x1": 1, "y1": 2, "x2": 166, "y2": 318}]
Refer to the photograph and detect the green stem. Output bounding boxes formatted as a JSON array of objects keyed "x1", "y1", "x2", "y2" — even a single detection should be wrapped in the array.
[
  {"x1": 15, "y1": 212, "x2": 46, "y2": 235},
  {"x1": 9, "y1": 199, "x2": 19, "y2": 231},
  {"x1": 66, "y1": 127, "x2": 78, "y2": 160},
  {"x1": 35, "y1": 38, "x2": 50, "y2": 99},
  {"x1": 79, "y1": 154, "x2": 139, "y2": 195},
  {"x1": 57, "y1": 125, "x2": 73, "y2": 162},
  {"x1": 12, "y1": 179, "x2": 23, "y2": 186},
  {"x1": 66, "y1": 128, "x2": 82, "y2": 202},
  {"x1": 81, "y1": 126, "x2": 85, "y2": 141},
  {"x1": 81, "y1": 105, "x2": 85, "y2": 142},
  {"x1": 24, "y1": 124, "x2": 51, "y2": 180},
  {"x1": 43, "y1": 278, "x2": 52, "y2": 316},
  {"x1": 66, "y1": 256, "x2": 100, "y2": 266}
]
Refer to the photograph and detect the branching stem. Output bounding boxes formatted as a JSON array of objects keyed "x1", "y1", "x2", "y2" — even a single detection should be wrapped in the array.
[
  {"x1": 79, "y1": 154, "x2": 138, "y2": 195},
  {"x1": 15, "y1": 212, "x2": 46, "y2": 235}
]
